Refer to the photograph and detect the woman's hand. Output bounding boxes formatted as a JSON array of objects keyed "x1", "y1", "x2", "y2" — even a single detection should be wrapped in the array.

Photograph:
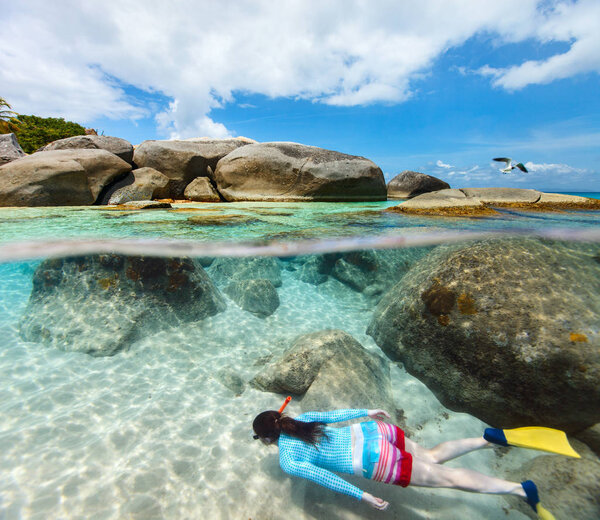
[
  {"x1": 362, "y1": 492, "x2": 390, "y2": 511},
  {"x1": 368, "y1": 409, "x2": 391, "y2": 420}
]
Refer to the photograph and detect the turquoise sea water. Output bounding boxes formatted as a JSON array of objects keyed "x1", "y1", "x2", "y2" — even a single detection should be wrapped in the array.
[{"x1": 0, "y1": 201, "x2": 599, "y2": 519}]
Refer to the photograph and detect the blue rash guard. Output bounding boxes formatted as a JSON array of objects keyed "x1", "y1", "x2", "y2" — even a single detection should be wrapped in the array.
[{"x1": 277, "y1": 409, "x2": 369, "y2": 500}]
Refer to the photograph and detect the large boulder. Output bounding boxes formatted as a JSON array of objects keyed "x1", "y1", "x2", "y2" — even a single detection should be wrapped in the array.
[
  {"x1": 183, "y1": 176, "x2": 221, "y2": 202},
  {"x1": 0, "y1": 133, "x2": 26, "y2": 165},
  {"x1": 207, "y1": 257, "x2": 282, "y2": 287},
  {"x1": 20, "y1": 255, "x2": 226, "y2": 356},
  {"x1": 367, "y1": 237, "x2": 600, "y2": 432},
  {"x1": 0, "y1": 149, "x2": 131, "y2": 206},
  {"x1": 39, "y1": 135, "x2": 134, "y2": 164},
  {"x1": 107, "y1": 167, "x2": 170, "y2": 204},
  {"x1": 224, "y1": 279, "x2": 280, "y2": 317},
  {"x1": 214, "y1": 142, "x2": 386, "y2": 201},
  {"x1": 133, "y1": 138, "x2": 252, "y2": 198},
  {"x1": 506, "y1": 440, "x2": 600, "y2": 520},
  {"x1": 387, "y1": 170, "x2": 450, "y2": 199},
  {"x1": 251, "y1": 329, "x2": 396, "y2": 413}
]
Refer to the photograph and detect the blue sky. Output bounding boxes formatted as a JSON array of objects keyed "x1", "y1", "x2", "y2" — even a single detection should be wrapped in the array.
[{"x1": 1, "y1": 0, "x2": 599, "y2": 191}]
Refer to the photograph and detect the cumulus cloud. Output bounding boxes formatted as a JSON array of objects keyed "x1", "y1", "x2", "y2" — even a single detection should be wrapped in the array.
[
  {"x1": 524, "y1": 162, "x2": 589, "y2": 175},
  {"x1": 436, "y1": 160, "x2": 453, "y2": 168},
  {"x1": 1, "y1": 0, "x2": 597, "y2": 137}
]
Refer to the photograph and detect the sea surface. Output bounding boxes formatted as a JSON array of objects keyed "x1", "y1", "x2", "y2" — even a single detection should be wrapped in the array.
[{"x1": 0, "y1": 197, "x2": 598, "y2": 519}]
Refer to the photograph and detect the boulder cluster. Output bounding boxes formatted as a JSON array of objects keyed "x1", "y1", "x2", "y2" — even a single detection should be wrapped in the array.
[{"x1": 0, "y1": 134, "x2": 387, "y2": 206}]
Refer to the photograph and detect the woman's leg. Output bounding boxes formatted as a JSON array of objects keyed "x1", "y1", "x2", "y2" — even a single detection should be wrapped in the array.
[
  {"x1": 404, "y1": 436, "x2": 491, "y2": 464},
  {"x1": 410, "y1": 457, "x2": 526, "y2": 497}
]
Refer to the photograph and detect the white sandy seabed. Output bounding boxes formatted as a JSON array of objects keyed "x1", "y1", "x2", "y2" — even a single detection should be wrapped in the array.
[{"x1": 0, "y1": 261, "x2": 539, "y2": 520}]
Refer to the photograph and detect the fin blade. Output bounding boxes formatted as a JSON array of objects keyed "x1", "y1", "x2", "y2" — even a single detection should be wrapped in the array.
[
  {"x1": 536, "y1": 504, "x2": 556, "y2": 520},
  {"x1": 504, "y1": 427, "x2": 580, "y2": 458}
]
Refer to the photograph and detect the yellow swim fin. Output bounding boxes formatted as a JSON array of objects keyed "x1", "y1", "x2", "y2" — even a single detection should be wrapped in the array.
[
  {"x1": 536, "y1": 504, "x2": 556, "y2": 520},
  {"x1": 522, "y1": 481, "x2": 556, "y2": 520},
  {"x1": 484, "y1": 426, "x2": 580, "y2": 458}
]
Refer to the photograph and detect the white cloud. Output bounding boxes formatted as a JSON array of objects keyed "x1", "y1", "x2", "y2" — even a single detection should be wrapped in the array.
[
  {"x1": 0, "y1": 0, "x2": 597, "y2": 137},
  {"x1": 436, "y1": 160, "x2": 453, "y2": 168},
  {"x1": 524, "y1": 162, "x2": 589, "y2": 175}
]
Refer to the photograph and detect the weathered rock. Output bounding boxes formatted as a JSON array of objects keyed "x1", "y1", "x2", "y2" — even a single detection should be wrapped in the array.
[
  {"x1": 115, "y1": 200, "x2": 172, "y2": 209},
  {"x1": 0, "y1": 149, "x2": 131, "y2": 206},
  {"x1": 20, "y1": 255, "x2": 226, "y2": 356},
  {"x1": 133, "y1": 138, "x2": 251, "y2": 198},
  {"x1": 367, "y1": 237, "x2": 600, "y2": 432},
  {"x1": 40, "y1": 135, "x2": 134, "y2": 164},
  {"x1": 207, "y1": 257, "x2": 282, "y2": 287},
  {"x1": 576, "y1": 423, "x2": 600, "y2": 457},
  {"x1": 215, "y1": 368, "x2": 246, "y2": 396},
  {"x1": 224, "y1": 279, "x2": 280, "y2": 317},
  {"x1": 251, "y1": 330, "x2": 395, "y2": 413},
  {"x1": 296, "y1": 255, "x2": 334, "y2": 285},
  {"x1": 107, "y1": 167, "x2": 170, "y2": 204},
  {"x1": 214, "y1": 142, "x2": 386, "y2": 201},
  {"x1": 387, "y1": 171, "x2": 450, "y2": 199},
  {"x1": 506, "y1": 440, "x2": 600, "y2": 520},
  {"x1": 183, "y1": 176, "x2": 221, "y2": 202},
  {"x1": 0, "y1": 133, "x2": 26, "y2": 165},
  {"x1": 460, "y1": 187, "x2": 541, "y2": 203}
]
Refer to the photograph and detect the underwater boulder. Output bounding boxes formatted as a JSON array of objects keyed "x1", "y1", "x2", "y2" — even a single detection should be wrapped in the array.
[
  {"x1": 251, "y1": 329, "x2": 396, "y2": 413},
  {"x1": 224, "y1": 279, "x2": 280, "y2": 318},
  {"x1": 214, "y1": 142, "x2": 386, "y2": 201},
  {"x1": 207, "y1": 257, "x2": 282, "y2": 287},
  {"x1": 20, "y1": 255, "x2": 226, "y2": 356},
  {"x1": 506, "y1": 440, "x2": 600, "y2": 520},
  {"x1": 367, "y1": 237, "x2": 600, "y2": 432},
  {"x1": 133, "y1": 138, "x2": 252, "y2": 198}
]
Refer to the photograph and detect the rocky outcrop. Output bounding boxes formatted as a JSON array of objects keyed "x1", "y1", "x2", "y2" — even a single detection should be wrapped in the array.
[
  {"x1": 576, "y1": 424, "x2": 600, "y2": 457},
  {"x1": 251, "y1": 329, "x2": 396, "y2": 413},
  {"x1": 107, "y1": 167, "x2": 170, "y2": 204},
  {"x1": 506, "y1": 440, "x2": 600, "y2": 520},
  {"x1": 133, "y1": 138, "x2": 252, "y2": 198},
  {"x1": 367, "y1": 237, "x2": 600, "y2": 432},
  {"x1": 20, "y1": 255, "x2": 226, "y2": 356},
  {"x1": 389, "y1": 188, "x2": 600, "y2": 216},
  {"x1": 183, "y1": 176, "x2": 221, "y2": 202},
  {"x1": 39, "y1": 135, "x2": 134, "y2": 164},
  {"x1": 207, "y1": 257, "x2": 282, "y2": 287},
  {"x1": 224, "y1": 279, "x2": 280, "y2": 317},
  {"x1": 114, "y1": 200, "x2": 172, "y2": 209},
  {"x1": 214, "y1": 142, "x2": 386, "y2": 201},
  {"x1": 0, "y1": 133, "x2": 26, "y2": 165},
  {"x1": 0, "y1": 149, "x2": 131, "y2": 206},
  {"x1": 387, "y1": 170, "x2": 450, "y2": 199}
]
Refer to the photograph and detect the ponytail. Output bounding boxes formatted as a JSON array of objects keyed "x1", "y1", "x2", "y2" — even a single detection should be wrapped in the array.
[{"x1": 253, "y1": 411, "x2": 327, "y2": 446}]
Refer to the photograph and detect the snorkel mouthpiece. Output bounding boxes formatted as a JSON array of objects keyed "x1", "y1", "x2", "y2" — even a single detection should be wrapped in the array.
[{"x1": 278, "y1": 396, "x2": 292, "y2": 414}]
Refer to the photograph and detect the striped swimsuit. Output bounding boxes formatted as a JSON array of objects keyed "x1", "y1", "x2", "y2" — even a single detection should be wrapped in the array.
[{"x1": 278, "y1": 409, "x2": 412, "y2": 500}]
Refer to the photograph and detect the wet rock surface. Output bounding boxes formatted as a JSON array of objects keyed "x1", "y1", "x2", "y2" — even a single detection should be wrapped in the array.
[
  {"x1": 367, "y1": 237, "x2": 600, "y2": 432},
  {"x1": 20, "y1": 255, "x2": 226, "y2": 356},
  {"x1": 0, "y1": 149, "x2": 131, "y2": 206},
  {"x1": 207, "y1": 257, "x2": 282, "y2": 287},
  {"x1": 224, "y1": 279, "x2": 280, "y2": 317},
  {"x1": 40, "y1": 135, "x2": 134, "y2": 164},
  {"x1": 251, "y1": 329, "x2": 395, "y2": 413},
  {"x1": 387, "y1": 170, "x2": 450, "y2": 199},
  {"x1": 214, "y1": 142, "x2": 386, "y2": 201}
]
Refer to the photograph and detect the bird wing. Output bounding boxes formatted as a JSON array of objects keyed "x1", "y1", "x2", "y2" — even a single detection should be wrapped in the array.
[
  {"x1": 515, "y1": 163, "x2": 528, "y2": 172},
  {"x1": 493, "y1": 157, "x2": 512, "y2": 165}
]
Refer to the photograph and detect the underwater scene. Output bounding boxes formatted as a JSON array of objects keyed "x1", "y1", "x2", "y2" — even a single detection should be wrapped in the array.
[{"x1": 0, "y1": 202, "x2": 599, "y2": 520}]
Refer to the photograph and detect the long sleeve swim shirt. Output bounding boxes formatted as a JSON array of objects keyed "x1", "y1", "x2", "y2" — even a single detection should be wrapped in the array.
[{"x1": 278, "y1": 409, "x2": 369, "y2": 500}]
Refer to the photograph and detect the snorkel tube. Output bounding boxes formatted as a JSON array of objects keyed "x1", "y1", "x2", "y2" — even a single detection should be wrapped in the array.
[{"x1": 278, "y1": 396, "x2": 292, "y2": 414}]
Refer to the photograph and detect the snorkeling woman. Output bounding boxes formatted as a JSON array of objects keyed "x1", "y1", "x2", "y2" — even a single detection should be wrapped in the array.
[{"x1": 253, "y1": 399, "x2": 575, "y2": 518}]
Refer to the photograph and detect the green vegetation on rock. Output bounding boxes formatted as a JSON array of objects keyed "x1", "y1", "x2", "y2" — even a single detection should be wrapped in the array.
[{"x1": 13, "y1": 115, "x2": 86, "y2": 153}]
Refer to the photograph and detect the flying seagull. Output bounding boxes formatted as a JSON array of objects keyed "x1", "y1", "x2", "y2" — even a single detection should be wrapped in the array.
[{"x1": 493, "y1": 157, "x2": 528, "y2": 174}]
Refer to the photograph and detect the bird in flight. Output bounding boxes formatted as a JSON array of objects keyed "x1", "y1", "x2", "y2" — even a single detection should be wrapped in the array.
[{"x1": 493, "y1": 157, "x2": 528, "y2": 174}]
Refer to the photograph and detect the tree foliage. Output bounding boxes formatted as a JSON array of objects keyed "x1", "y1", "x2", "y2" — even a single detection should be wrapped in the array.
[
  {"x1": 0, "y1": 97, "x2": 20, "y2": 134},
  {"x1": 13, "y1": 115, "x2": 86, "y2": 153}
]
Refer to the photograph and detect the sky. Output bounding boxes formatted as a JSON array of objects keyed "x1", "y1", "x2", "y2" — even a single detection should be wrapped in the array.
[{"x1": 1, "y1": 0, "x2": 599, "y2": 191}]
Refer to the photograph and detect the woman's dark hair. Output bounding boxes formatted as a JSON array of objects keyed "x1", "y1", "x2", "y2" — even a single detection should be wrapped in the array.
[{"x1": 253, "y1": 411, "x2": 327, "y2": 446}]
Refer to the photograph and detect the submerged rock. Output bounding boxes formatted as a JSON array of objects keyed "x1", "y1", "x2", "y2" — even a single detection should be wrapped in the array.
[
  {"x1": 387, "y1": 170, "x2": 450, "y2": 199},
  {"x1": 224, "y1": 279, "x2": 280, "y2": 318},
  {"x1": 207, "y1": 257, "x2": 282, "y2": 287},
  {"x1": 251, "y1": 329, "x2": 395, "y2": 413},
  {"x1": 214, "y1": 142, "x2": 386, "y2": 201},
  {"x1": 506, "y1": 440, "x2": 600, "y2": 520},
  {"x1": 0, "y1": 133, "x2": 26, "y2": 165},
  {"x1": 367, "y1": 237, "x2": 600, "y2": 432},
  {"x1": 39, "y1": 135, "x2": 134, "y2": 164},
  {"x1": 20, "y1": 255, "x2": 226, "y2": 356},
  {"x1": 0, "y1": 149, "x2": 131, "y2": 206}
]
